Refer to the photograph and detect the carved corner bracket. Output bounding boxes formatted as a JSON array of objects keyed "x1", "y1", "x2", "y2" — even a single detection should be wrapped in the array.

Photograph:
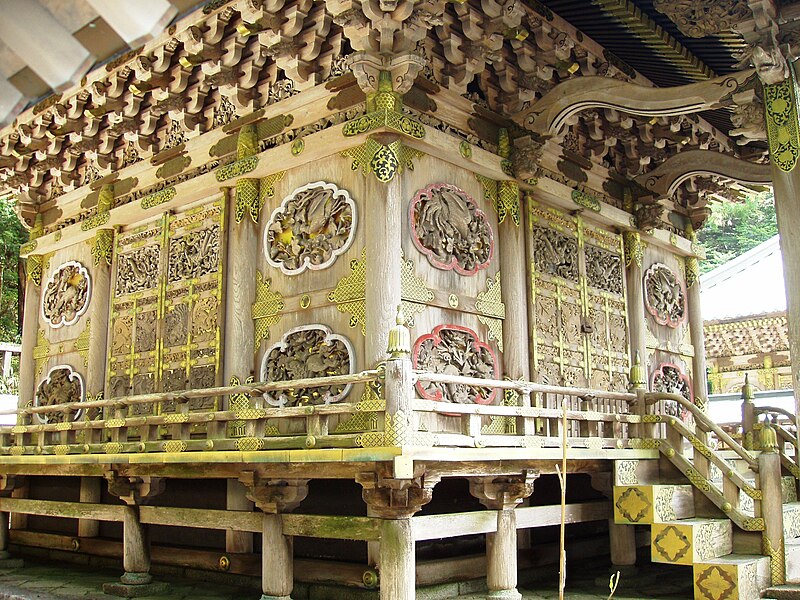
[
  {"x1": 239, "y1": 471, "x2": 309, "y2": 514},
  {"x1": 357, "y1": 468, "x2": 440, "y2": 518},
  {"x1": 468, "y1": 472, "x2": 538, "y2": 510},
  {"x1": 104, "y1": 473, "x2": 165, "y2": 506}
]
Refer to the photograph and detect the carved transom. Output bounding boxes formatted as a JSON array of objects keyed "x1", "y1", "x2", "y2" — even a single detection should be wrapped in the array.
[
  {"x1": 34, "y1": 365, "x2": 84, "y2": 424},
  {"x1": 585, "y1": 245, "x2": 624, "y2": 295},
  {"x1": 265, "y1": 181, "x2": 357, "y2": 275},
  {"x1": 413, "y1": 325, "x2": 499, "y2": 405},
  {"x1": 644, "y1": 263, "x2": 686, "y2": 328},
  {"x1": 652, "y1": 0, "x2": 751, "y2": 38},
  {"x1": 532, "y1": 226, "x2": 578, "y2": 282},
  {"x1": 260, "y1": 325, "x2": 355, "y2": 407},
  {"x1": 168, "y1": 224, "x2": 220, "y2": 282},
  {"x1": 115, "y1": 246, "x2": 161, "y2": 296},
  {"x1": 409, "y1": 183, "x2": 493, "y2": 275},
  {"x1": 41, "y1": 261, "x2": 91, "y2": 328}
]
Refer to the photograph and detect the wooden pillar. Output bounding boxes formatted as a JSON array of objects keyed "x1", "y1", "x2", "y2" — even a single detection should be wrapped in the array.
[
  {"x1": 468, "y1": 474, "x2": 536, "y2": 600},
  {"x1": 222, "y1": 186, "x2": 257, "y2": 554},
  {"x1": 683, "y1": 236, "x2": 707, "y2": 404},
  {"x1": 0, "y1": 511, "x2": 9, "y2": 558},
  {"x1": 486, "y1": 509, "x2": 521, "y2": 600},
  {"x1": 379, "y1": 518, "x2": 414, "y2": 600},
  {"x1": 608, "y1": 520, "x2": 637, "y2": 567},
  {"x1": 262, "y1": 513, "x2": 293, "y2": 600},
  {"x1": 78, "y1": 477, "x2": 101, "y2": 538},
  {"x1": 240, "y1": 475, "x2": 308, "y2": 600},
  {"x1": 758, "y1": 422, "x2": 786, "y2": 585},
  {"x1": 623, "y1": 232, "x2": 647, "y2": 377},
  {"x1": 18, "y1": 257, "x2": 42, "y2": 414},
  {"x1": 103, "y1": 475, "x2": 167, "y2": 596}
]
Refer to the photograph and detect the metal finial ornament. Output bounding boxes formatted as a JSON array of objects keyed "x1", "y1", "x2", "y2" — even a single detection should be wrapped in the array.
[
  {"x1": 760, "y1": 415, "x2": 778, "y2": 453},
  {"x1": 387, "y1": 305, "x2": 411, "y2": 358},
  {"x1": 742, "y1": 373, "x2": 754, "y2": 401},
  {"x1": 629, "y1": 350, "x2": 646, "y2": 390}
]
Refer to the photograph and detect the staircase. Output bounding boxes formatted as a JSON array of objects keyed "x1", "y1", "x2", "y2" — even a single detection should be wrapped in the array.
[{"x1": 612, "y1": 392, "x2": 800, "y2": 600}]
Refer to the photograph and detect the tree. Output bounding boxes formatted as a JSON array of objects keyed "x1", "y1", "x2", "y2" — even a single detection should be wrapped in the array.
[
  {"x1": 697, "y1": 192, "x2": 778, "y2": 274},
  {"x1": 0, "y1": 195, "x2": 27, "y2": 342}
]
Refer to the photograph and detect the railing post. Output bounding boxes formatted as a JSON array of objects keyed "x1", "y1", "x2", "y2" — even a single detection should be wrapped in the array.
[
  {"x1": 384, "y1": 307, "x2": 414, "y2": 448},
  {"x1": 759, "y1": 418, "x2": 786, "y2": 586},
  {"x1": 742, "y1": 375, "x2": 756, "y2": 450}
]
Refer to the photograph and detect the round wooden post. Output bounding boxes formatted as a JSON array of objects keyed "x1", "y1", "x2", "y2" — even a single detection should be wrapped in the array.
[
  {"x1": 486, "y1": 509, "x2": 521, "y2": 600},
  {"x1": 623, "y1": 232, "x2": 647, "y2": 384},
  {"x1": 121, "y1": 505, "x2": 152, "y2": 585},
  {"x1": 18, "y1": 259, "x2": 42, "y2": 416},
  {"x1": 0, "y1": 511, "x2": 9, "y2": 558},
  {"x1": 741, "y1": 375, "x2": 756, "y2": 450},
  {"x1": 222, "y1": 186, "x2": 258, "y2": 554},
  {"x1": 379, "y1": 517, "x2": 415, "y2": 600},
  {"x1": 261, "y1": 513, "x2": 293, "y2": 600},
  {"x1": 759, "y1": 421, "x2": 786, "y2": 585}
]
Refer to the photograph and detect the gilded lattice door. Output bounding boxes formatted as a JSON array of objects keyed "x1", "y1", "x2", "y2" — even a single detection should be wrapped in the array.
[
  {"x1": 529, "y1": 201, "x2": 629, "y2": 391},
  {"x1": 583, "y1": 223, "x2": 629, "y2": 391},
  {"x1": 160, "y1": 200, "x2": 225, "y2": 412},
  {"x1": 108, "y1": 216, "x2": 166, "y2": 415},
  {"x1": 107, "y1": 199, "x2": 226, "y2": 415}
]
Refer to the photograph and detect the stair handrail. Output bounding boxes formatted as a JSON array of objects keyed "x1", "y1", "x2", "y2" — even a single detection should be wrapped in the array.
[
  {"x1": 645, "y1": 391, "x2": 758, "y2": 469},
  {"x1": 754, "y1": 405, "x2": 797, "y2": 425}
]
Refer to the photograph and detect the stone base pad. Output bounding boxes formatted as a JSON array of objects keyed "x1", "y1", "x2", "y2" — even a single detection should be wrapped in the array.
[
  {"x1": 102, "y1": 581, "x2": 170, "y2": 598},
  {"x1": 0, "y1": 558, "x2": 24, "y2": 569}
]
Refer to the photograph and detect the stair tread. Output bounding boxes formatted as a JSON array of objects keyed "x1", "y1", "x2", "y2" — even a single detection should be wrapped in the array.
[{"x1": 693, "y1": 553, "x2": 769, "y2": 566}]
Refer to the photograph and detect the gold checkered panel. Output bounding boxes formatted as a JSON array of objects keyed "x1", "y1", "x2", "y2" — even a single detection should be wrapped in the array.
[
  {"x1": 693, "y1": 556, "x2": 770, "y2": 600},
  {"x1": 651, "y1": 519, "x2": 731, "y2": 566}
]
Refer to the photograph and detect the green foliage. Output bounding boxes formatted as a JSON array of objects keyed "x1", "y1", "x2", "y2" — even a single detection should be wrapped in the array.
[
  {"x1": 697, "y1": 192, "x2": 778, "y2": 274},
  {"x1": 0, "y1": 195, "x2": 27, "y2": 342}
]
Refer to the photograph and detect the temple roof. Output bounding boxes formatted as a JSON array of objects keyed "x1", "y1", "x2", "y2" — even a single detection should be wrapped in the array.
[{"x1": 700, "y1": 235, "x2": 787, "y2": 321}]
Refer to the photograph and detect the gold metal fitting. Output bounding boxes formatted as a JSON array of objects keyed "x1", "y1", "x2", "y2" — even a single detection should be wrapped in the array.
[
  {"x1": 387, "y1": 305, "x2": 411, "y2": 358},
  {"x1": 628, "y1": 351, "x2": 647, "y2": 390},
  {"x1": 219, "y1": 555, "x2": 231, "y2": 571}
]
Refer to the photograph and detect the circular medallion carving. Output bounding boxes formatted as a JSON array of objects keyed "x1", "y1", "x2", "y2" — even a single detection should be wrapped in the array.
[
  {"x1": 409, "y1": 183, "x2": 493, "y2": 275},
  {"x1": 260, "y1": 325, "x2": 355, "y2": 407},
  {"x1": 643, "y1": 263, "x2": 686, "y2": 328},
  {"x1": 41, "y1": 261, "x2": 91, "y2": 328},
  {"x1": 413, "y1": 325, "x2": 499, "y2": 404},
  {"x1": 265, "y1": 181, "x2": 357, "y2": 275},
  {"x1": 34, "y1": 365, "x2": 84, "y2": 424}
]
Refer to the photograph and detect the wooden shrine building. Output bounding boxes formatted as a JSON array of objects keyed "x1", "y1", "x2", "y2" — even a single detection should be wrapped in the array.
[{"x1": 2, "y1": 1, "x2": 800, "y2": 599}]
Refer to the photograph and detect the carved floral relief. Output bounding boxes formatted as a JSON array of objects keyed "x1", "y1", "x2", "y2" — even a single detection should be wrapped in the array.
[
  {"x1": 413, "y1": 325, "x2": 499, "y2": 404},
  {"x1": 585, "y1": 245, "x2": 624, "y2": 295},
  {"x1": 410, "y1": 183, "x2": 493, "y2": 275},
  {"x1": 651, "y1": 362, "x2": 693, "y2": 420},
  {"x1": 115, "y1": 246, "x2": 161, "y2": 296},
  {"x1": 34, "y1": 365, "x2": 84, "y2": 424},
  {"x1": 41, "y1": 261, "x2": 91, "y2": 328},
  {"x1": 265, "y1": 181, "x2": 357, "y2": 275},
  {"x1": 260, "y1": 325, "x2": 355, "y2": 407},
  {"x1": 168, "y1": 224, "x2": 220, "y2": 282},
  {"x1": 532, "y1": 226, "x2": 578, "y2": 281},
  {"x1": 644, "y1": 263, "x2": 686, "y2": 328}
]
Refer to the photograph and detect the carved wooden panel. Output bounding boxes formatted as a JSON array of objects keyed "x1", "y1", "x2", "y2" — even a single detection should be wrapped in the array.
[
  {"x1": 108, "y1": 199, "x2": 226, "y2": 416},
  {"x1": 528, "y1": 201, "x2": 629, "y2": 391},
  {"x1": 412, "y1": 324, "x2": 499, "y2": 404},
  {"x1": 264, "y1": 181, "x2": 357, "y2": 275},
  {"x1": 644, "y1": 263, "x2": 686, "y2": 328},
  {"x1": 409, "y1": 183, "x2": 493, "y2": 275},
  {"x1": 260, "y1": 324, "x2": 355, "y2": 407},
  {"x1": 34, "y1": 364, "x2": 84, "y2": 424},
  {"x1": 651, "y1": 362, "x2": 693, "y2": 420},
  {"x1": 41, "y1": 261, "x2": 91, "y2": 329}
]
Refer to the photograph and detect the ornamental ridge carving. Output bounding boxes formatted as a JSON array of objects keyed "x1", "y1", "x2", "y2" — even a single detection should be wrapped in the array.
[
  {"x1": 586, "y1": 245, "x2": 624, "y2": 296},
  {"x1": 265, "y1": 181, "x2": 357, "y2": 275},
  {"x1": 409, "y1": 183, "x2": 493, "y2": 275},
  {"x1": 41, "y1": 261, "x2": 91, "y2": 328},
  {"x1": 168, "y1": 224, "x2": 220, "y2": 282},
  {"x1": 532, "y1": 226, "x2": 579, "y2": 281},
  {"x1": 653, "y1": 0, "x2": 751, "y2": 38},
  {"x1": 116, "y1": 246, "x2": 161, "y2": 296},
  {"x1": 644, "y1": 263, "x2": 686, "y2": 328},
  {"x1": 34, "y1": 365, "x2": 84, "y2": 424},
  {"x1": 260, "y1": 325, "x2": 355, "y2": 407},
  {"x1": 413, "y1": 325, "x2": 499, "y2": 405}
]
